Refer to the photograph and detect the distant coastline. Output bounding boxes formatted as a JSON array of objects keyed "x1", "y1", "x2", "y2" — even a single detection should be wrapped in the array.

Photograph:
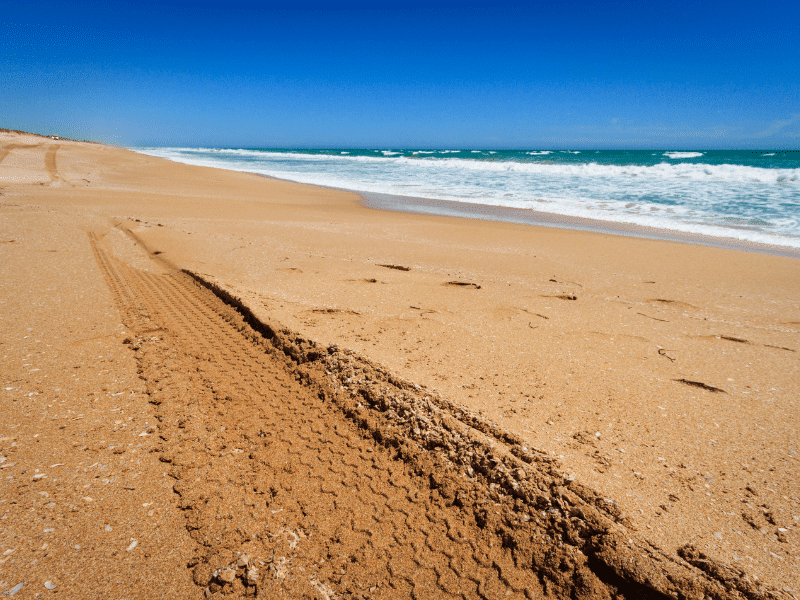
[{"x1": 0, "y1": 127, "x2": 98, "y2": 144}]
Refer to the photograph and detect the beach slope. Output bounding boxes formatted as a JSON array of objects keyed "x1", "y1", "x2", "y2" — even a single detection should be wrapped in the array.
[{"x1": 1, "y1": 132, "x2": 798, "y2": 598}]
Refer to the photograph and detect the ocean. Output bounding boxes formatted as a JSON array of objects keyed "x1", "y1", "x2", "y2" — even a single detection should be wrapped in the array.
[{"x1": 134, "y1": 147, "x2": 800, "y2": 251}]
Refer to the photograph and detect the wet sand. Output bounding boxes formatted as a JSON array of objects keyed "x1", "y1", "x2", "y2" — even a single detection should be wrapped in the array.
[{"x1": 1, "y1": 131, "x2": 798, "y2": 598}]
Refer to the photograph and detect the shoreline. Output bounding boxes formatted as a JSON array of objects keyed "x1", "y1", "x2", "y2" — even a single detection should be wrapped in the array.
[
  {"x1": 129, "y1": 147, "x2": 800, "y2": 259},
  {"x1": 357, "y1": 190, "x2": 800, "y2": 259},
  {"x1": 242, "y1": 168, "x2": 799, "y2": 260}
]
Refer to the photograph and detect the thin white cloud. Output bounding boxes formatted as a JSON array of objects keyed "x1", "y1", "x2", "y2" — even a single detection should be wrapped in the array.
[{"x1": 753, "y1": 113, "x2": 800, "y2": 138}]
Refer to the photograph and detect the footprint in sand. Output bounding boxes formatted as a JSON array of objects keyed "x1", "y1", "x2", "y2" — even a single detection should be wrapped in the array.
[
  {"x1": 444, "y1": 281, "x2": 481, "y2": 289},
  {"x1": 307, "y1": 308, "x2": 361, "y2": 316},
  {"x1": 541, "y1": 294, "x2": 576, "y2": 300},
  {"x1": 648, "y1": 298, "x2": 696, "y2": 309}
]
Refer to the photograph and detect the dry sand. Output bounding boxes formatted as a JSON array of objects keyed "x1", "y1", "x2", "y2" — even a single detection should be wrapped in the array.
[{"x1": 1, "y1": 131, "x2": 798, "y2": 599}]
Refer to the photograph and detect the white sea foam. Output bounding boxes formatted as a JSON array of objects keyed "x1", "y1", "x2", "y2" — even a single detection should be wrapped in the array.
[
  {"x1": 664, "y1": 152, "x2": 704, "y2": 159},
  {"x1": 137, "y1": 147, "x2": 798, "y2": 186},
  {"x1": 764, "y1": 153, "x2": 776, "y2": 156},
  {"x1": 341, "y1": 151, "x2": 349, "y2": 154},
  {"x1": 527, "y1": 151, "x2": 552, "y2": 155}
]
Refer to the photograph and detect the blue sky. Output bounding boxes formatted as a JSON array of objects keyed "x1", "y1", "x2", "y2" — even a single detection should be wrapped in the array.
[{"x1": 2, "y1": 0, "x2": 798, "y2": 148}]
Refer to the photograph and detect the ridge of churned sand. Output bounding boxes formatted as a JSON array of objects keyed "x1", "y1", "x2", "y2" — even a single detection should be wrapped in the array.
[{"x1": 1, "y1": 132, "x2": 798, "y2": 599}]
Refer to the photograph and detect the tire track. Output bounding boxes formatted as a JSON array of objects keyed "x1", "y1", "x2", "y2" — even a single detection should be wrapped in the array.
[
  {"x1": 44, "y1": 144, "x2": 62, "y2": 182},
  {"x1": 90, "y1": 231, "x2": 789, "y2": 600},
  {"x1": 0, "y1": 142, "x2": 43, "y2": 164}
]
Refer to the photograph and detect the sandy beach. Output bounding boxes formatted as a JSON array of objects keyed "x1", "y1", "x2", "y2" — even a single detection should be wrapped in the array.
[{"x1": 1, "y1": 131, "x2": 798, "y2": 599}]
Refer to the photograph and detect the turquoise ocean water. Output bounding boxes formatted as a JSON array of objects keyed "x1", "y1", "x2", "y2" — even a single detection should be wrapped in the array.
[{"x1": 134, "y1": 148, "x2": 800, "y2": 251}]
